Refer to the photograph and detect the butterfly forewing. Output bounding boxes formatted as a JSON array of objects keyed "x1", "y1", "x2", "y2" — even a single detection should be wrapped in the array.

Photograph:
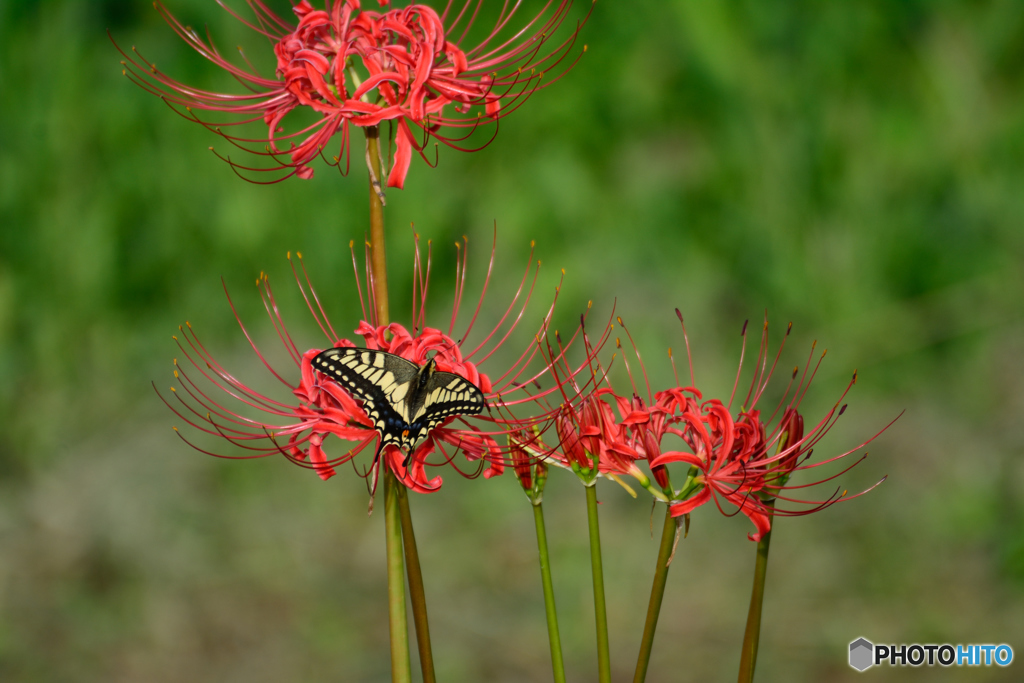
[{"x1": 312, "y1": 348, "x2": 418, "y2": 449}]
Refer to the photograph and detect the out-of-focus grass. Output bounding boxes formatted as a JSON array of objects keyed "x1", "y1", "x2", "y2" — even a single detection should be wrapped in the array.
[{"x1": 1, "y1": 0, "x2": 1022, "y2": 680}]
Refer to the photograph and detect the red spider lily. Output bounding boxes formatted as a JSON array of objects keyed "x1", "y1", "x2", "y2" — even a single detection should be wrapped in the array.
[
  {"x1": 160, "y1": 234, "x2": 592, "y2": 496},
  {"x1": 536, "y1": 321, "x2": 670, "y2": 497},
  {"x1": 507, "y1": 427, "x2": 549, "y2": 499},
  {"x1": 114, "y1": 0, "x2": 592, "y2": 188},
  {"x1": 619, "y1": 390, "x2": 690, "y2": 491},
  {"x1": 553, "y1": 389, "x2": 650, "y2": 480},
  {"x1": 652, "y1": 398, "x2": 776, "y2": 541},
  {"x1": 643, "y1": 312, "x2": 895, "y2": 541}
]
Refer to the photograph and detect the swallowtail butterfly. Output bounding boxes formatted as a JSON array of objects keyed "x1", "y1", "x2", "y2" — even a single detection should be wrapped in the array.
[{"x1": 312, "y1": 347, "x2": 486, "y2": 462}]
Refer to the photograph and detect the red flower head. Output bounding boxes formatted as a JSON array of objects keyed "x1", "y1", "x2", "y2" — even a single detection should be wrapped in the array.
[
  {"x1": 161, "y1": 234, "x2": 581, "y2": 496},
  {"x1": 554, "y1": 390, "x2": 643, "y2": 477},
  {"x1": 636, "y1": 312, "x2": 895, "y2": 541},
  {"x1": 538, "y1": 319, "x2": 672, "y2": 499},
  {"x1": 507, "y1": 427, "x2": 549, "y2": 502},
  {"x1": 114, "y1": 0, "x2": 592, "y2": 188}
]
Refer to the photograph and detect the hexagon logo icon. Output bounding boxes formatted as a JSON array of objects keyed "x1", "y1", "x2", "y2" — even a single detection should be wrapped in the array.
[{"x1": 849, "y1": 637, "x2": 874, "y2": 671}]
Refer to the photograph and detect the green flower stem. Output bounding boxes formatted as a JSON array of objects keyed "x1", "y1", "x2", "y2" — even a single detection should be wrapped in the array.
[
  {"x1": 365, "y1": 125, "x2": 390, "y2": 326},
  {"x1": 638, "y1": 478, "x2": 670, "y2": 503},
  {"x1": 736, "y1": 504, "x2": 775, "y2": 683},
  {"x1": 397, "y1": 485, "x2": 436, "y2": 683},
  {"x1": 383, "y1": 469, "x2": 412, "y2": 683},
  {"x1": 365, "y1": 125, "x2": 410, "y2": 683},
  {"x1": 532, "y1": 501, "x2": 567, "y2": 683},
  {"x1": 585, "y1": 483, "x2": 612, "y2": 683},
  {"x1": 633, "y1": 506, "x2": 677, "y2": 683}
]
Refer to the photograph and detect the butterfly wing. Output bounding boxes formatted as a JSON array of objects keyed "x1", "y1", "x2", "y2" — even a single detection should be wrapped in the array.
[
  {"x1": 406, "y1": 371, "x2": 486, "y2": 449},
  {"x1": 312, "y1": 348, "x2": 419, "y2": 453}
]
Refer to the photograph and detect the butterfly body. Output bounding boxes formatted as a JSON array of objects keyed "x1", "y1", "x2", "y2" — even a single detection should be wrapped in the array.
[{"x1": 312, "y1": 347, "x2": 486, "y2": 459}]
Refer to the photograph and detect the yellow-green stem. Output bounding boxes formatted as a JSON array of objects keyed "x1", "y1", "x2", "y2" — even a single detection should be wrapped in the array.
[
  {"x1": 737, "y1": 505, "x2": 775, "y2": 683},
  {"x1": 365, "y1": 125, "x2": 410, "y2": 683},
  {"x1": 397, "y1": 485, "x2": 436, "y2": 683},
  {"x1": 633, "y1": 507, "x2": 677, "y2": 683},
  {"x1": 585, "y1": 484, "x2": 611, "y2": 683},
  {"x1": 532, "y1": 501, "x2": 567, "y2": 683}
]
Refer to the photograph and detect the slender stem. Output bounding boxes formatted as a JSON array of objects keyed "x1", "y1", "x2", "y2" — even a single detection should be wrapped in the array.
[
  {"x1": 398, "y1": 485, "x2": 436, "y2": 683},
  {"x1": 365, "y1": 125, "x2": 411, "y2": 683},
  {"x1": 585, "y1": 483, "x2": 611, "y2": 683},
  {"x1": 633, "y1": 507, "x2": 677, "y2": 683},
  {"x1": 737, "y1": 506, "x2": 775, "y2": 683},
  {"x1": 384, "y1": 469, "x2": 412, "y2": 683},
  {"x1": 366, "y1": 125, "x2": 390, "y2": 326},
  {"x1": 532, "y1": 502, "x2": 567, "y2": 683}
]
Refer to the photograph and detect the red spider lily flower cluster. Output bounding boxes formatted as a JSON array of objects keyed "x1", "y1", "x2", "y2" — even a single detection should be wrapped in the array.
[
  {"x1": 554, "y1": 389, "x2": 650, "y2": 482},
  {"x1": 115, "y1": 0, "x2": 592, "y2": 188},
  {"x1": 162, "y1": 235, "x2": 592, "y2": 495},
  {"x1": 543, "y1": 310, "x2": 893, "y2": 540},
  {"x1": 507, "y1": 427, "x2": 551, "y2": 502},
  {"x1": 535, "y1": 321, "x2": 667, "y2": 497}
]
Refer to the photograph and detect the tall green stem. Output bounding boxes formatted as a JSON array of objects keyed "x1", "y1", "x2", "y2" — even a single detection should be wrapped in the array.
[
  {"x1": 366, "y1": 125, "x2": 411, "y2": 683},
  {"x1": 383, "y1": 470, "x2": 411, "y2": 683},
  {"x1": 736, "y1": 506, "x2": 775, "y2": 683},
  {"x1": 585, "y1": 483, "x2": 611, "y2": 683},
  {"x1": 365, "y1": 126, "x2": 390, "y2": 325},
  {"x1": 633, "y1": 507, "x2": 677, "y2": 683},
  {"x1": 532, "y1": 501, "x2": 567, "y2": 683},
  {"x1": 397, "y1": 485, "x2": 436, "y2": 683}
]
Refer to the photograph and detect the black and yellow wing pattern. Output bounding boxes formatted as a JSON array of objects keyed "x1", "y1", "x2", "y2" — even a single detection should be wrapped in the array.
[{"x1": 312, "y1": 347, "x2": 486, "y2": 458}]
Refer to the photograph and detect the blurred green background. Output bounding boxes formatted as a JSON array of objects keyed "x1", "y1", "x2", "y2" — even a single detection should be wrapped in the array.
[{"x1": 1, "y1": 0, "x2": 1022, "y2": 680}]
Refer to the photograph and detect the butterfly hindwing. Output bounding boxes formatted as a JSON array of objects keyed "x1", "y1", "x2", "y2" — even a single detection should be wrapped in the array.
[
  {"x1": 407, "y1": 371, "x2": 486, "y2": 447},
  {"x1": 311, "y1": 347, "x2": 485, "y2": 457}
]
